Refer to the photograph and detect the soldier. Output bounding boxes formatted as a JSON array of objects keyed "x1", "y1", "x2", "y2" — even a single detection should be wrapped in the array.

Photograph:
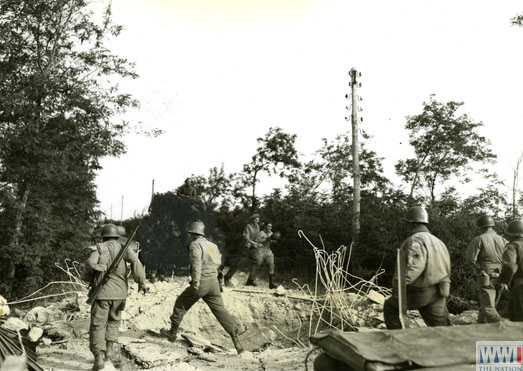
[
  {"x1": 383, "y1": 206, "x2": 452, "y2": 329},
  {"x1": 252, "y1": 223, "x2": 279, "y2": 289},
  {"x1": 160, "y1": 221, "x2": 244, "y2": 354},
  {"x1": 497, "y1": 220, "x2": 523, "y2": 321},
  {"x1": 86, "y1": 223, "x2": 147, "y2": 371},
  {"x1": 224, "y1": 213, "x2": 261, "y2": 287},
  {"x1": 464, "y1": 215, "x2": 507, "y2": 323}
]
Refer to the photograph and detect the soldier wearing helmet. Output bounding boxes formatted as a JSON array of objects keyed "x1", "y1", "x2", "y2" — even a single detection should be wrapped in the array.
[
  {"x1": 383, "y1": 206, "x2": 452, "y2": 329},
  {"x1": 498, "y1": 220, "x2": 523, "y2": 321},
  {"x1": 464, "y1": 215, "x2": 507, "y2": 323},
  {"x1": 160, "y1": 221, "x2": 245, "y2": 354},
  {"x1": 86, "y1": 223, "x2": 147, "y2": 370},
  {"x1": 224, "y1": 213, "x2": 262, "y2": 287}
]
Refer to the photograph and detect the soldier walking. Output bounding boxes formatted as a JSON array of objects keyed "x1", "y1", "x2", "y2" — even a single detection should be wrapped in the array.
[
  {"x1": 160, "y1": 221, "x2": 244, "y2": 353},
  {"x1": 86, "y1": 223, "x2": 147, "y2": 371},
  {"x1": 465, "y1": 215, "x2": 507, "y2": 323},
  {"x1": 498, "y1": 220, "x2": 523, "y2": 321},
  {"x1": 224, "y1": 213, "x2": 261, "y2": 286},
  {"x1": 383, "y1": 206, "x2": 452, "y2": 329}
]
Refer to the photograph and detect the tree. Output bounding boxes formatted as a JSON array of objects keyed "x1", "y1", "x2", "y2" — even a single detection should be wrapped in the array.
[
  {"x1": 0, "y1": 0, "x2": 137, "y2": 297},
  {"x1": 241, "y1": 127, "x2": 300, "y2": 211},
  {"x1": 395, "y1": 95, "x2": 496, "y2": 204}
]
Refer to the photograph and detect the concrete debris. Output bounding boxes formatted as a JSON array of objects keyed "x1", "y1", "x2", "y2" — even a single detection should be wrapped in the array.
[
  {"x1": 28, "y1": 327, "x2": 44, "y2": 342},
  {"x1": 1, "y1": 317, "x2": 28, "y2": 332},
  {"x1": 366, "y1": 290, "x2": 386, "y2": 305},
  {"x1": 25, "y1": 306, "x2": 64, "y2": 325}
]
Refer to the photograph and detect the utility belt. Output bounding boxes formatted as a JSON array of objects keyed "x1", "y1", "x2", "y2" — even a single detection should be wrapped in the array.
[{"x1": 477, "y1": 272, "x2": 500, "y2": 287}]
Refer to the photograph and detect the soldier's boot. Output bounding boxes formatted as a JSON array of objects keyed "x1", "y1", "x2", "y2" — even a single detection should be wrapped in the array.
[
  {"x1": 246, "y1": 267, "x2": 258, "y2": 286},
  {"x1": 268, "y1": 274, "x2": 278, "y2": 289},
  {"x1": 92, "y1": 352, "x2": 105, "y2": 371},
  {"x1": 160, "y1": 324, "x2": 179, "y2": 342},
  {"x1": 230, "y1": 332, "x2": 244, "y2": 354}
]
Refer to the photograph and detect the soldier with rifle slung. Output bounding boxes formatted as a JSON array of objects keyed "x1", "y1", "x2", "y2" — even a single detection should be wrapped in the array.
[{"x1": 86, "y1": 223, "x2": 147, "y2": 371}]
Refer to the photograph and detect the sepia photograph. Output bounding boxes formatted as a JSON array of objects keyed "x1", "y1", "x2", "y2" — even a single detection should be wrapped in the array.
[{"x1": 1, "y1": 1, "x2": 523, "y2": 370}]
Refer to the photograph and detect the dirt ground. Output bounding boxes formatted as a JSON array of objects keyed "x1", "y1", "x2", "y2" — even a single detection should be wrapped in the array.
[
  {"x1": 35, "y1": 273, "x2": 325, "y2": 371},
  {"x1": 15, "y1": 273, "x2": 478, "y2": 371}
]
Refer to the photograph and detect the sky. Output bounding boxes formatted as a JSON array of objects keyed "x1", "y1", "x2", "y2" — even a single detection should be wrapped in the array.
[{"x1": 95, "y1": 0, "x2": 523, "y2": 220}]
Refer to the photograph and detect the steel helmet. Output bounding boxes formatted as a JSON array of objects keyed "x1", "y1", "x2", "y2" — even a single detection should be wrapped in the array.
[
  {"x1": 477, "y1": 215, "x2": 495, "y2": 228},
  {"x1": 506, "y1": 220, "x2": 523, "y2": 237},
  {"x1": 188, "y1": 221, "x2": 205, "y2": 236},
  {"x1": 101, "y1": 223, "x2": 120, "y2": 238},
  {"x1": 117, "y1": 226, "x2": 126, "y2": 236},
  {"x1": 403, "y1": 206, "x2": 429, "y2": 224}
]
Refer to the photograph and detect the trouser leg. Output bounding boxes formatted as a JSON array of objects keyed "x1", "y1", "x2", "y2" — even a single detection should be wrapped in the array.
[
  {"x1": 509, "y1": 284, "x2": 523, "y2": 322},
  {"x1": 478, "y1": 282, "x2": 501, "y2": 323},
  {"x1": 418, "y1": 296, "x2": 451, "y2": 327},
  {"x1": 201, "y1": 279, "x2": 238, "y2": 334},
  {"x1": 265, "y1": 250, "x2": 275, "y2": 275},
  {"x1": 224, "y1": 249, "x2": 248, "y2": 281},
  {"x1": 170, "y1": 285, "x2": 201, "y2": 327},
  {"x1": 90, "y1": 300, "x2": 110, "y2": 356},
  {"x1": 106, "y1": 300, "x2": 125, "y2": 342},
  {"x1": 247, "y1": 248, "x2": 261, "y2": 283},
  {"x1": 384, "y1": 285, "x2": 448, "y2": 329}
]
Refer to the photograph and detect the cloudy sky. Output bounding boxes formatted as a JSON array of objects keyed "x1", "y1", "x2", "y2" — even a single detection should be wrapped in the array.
[{"x1": 95, "y1": 0, "x2": 523, "y2": 220}]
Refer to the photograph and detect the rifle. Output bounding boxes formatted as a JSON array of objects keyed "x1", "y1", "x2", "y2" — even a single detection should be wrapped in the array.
[{"x1": 86, "y1": 223, "x2": 141, "y2": 305}]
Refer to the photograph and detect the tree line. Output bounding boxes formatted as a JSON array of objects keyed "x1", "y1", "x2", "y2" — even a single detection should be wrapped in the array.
[{"x1": 0, "y1": 1, "x2": 522, "y2": 301}]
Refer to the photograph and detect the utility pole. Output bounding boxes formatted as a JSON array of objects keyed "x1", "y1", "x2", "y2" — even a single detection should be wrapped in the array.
[{"x1": 348, "y1": 68, "x2": 361, "y2": 240}]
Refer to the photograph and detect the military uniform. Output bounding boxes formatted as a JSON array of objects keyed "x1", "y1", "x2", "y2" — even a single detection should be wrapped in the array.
[
  {"x1": 384, "y1": 225, "x2": 451, "y2": 329},
  {"x1": 169, "y1": 235, "x2": 240, "y2": 336},
  {"x1": 465, "y1": 229, "x2": 507, "y2": 322},
  {"x1": 224, "y1": 219, "x2": 260, "y2": 284},
  {"x1": 87, "y1": 239, "x2": 146, "y2": 361},
  {"x1": 255, "y1": 229, "x2": 275, "y2": 275},
  {"x1": 499, "y1": 237, "x2": 523, "y2": 321}
]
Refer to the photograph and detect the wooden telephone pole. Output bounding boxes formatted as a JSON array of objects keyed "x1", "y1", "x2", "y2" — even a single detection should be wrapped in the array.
[{"x1": 348, "y1": 68, "x2": 361, "y2": 239}]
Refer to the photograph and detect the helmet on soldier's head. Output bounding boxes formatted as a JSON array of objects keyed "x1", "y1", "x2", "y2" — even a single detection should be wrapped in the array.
[
  {"x1": 477, "y1": 215, "x2": 495, "y2": 228},
  {"x1": 101, "y1": 223, "x2": 120, "y2": 238},
  {"x1": 188, "y1": 221, "x2": 205, "y2": 236},
  {"x1": 505, "y1": 220, "x2": 523, "y2": 237},
  {"x1": 117, "y1": 226, "x2": 126, "y2": 236},
  {"x1": 403, "y1": 206, "x2": 429, "y2": 224}
]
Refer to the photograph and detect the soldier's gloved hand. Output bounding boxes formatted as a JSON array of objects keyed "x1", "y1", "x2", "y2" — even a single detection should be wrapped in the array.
[
  {"x1": 190, "y1": 280, "x2": 200, "y2": 290},
  {"x1": 139, "y1": 284, "x2": 149, "y2": 295}
]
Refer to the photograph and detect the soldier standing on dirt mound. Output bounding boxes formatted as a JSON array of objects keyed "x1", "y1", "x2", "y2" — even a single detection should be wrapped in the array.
[
  {"x1": 383, "y1": 206, "x2": 452, "y2": 329},
  {"x1": 252, "y1": 223, "x2": 279, "y2": 289},
  {"x1": 465, "y1": 215, "x2": 507, "y2": 323},
  {"x1": 86, "y1": 223, "x2": 148, "y2": 371},
  {"x1": 224, "y1": 213, "x2": 261, "y2": 286},
  {"x1": 498, "y1": 220, "x2": 523, "y2": 321},
  {"x1": 160, "y1": 221, "x2": 245, "y2": 354}
]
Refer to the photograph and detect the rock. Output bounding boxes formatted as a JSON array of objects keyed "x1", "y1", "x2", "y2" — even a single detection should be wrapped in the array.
[
  {"x1": 2, "y1": 317, "x2": 28, "y2": 332},
  {"x1": 274, "y1": 286, "x2": 286, "y2": 296},
  {"x1": 46, "y1": 327, "x2": 70, "y2": 341},
  {"x1": 450, "y1": 310, "x2": 478, "y2": 325},
  {"x1": 25, "y1": 306, "x2": 63, "y2": 325},
  {"x1": 41, "y1": 337, "x2": 52, "y2": 346},
  {"x1": 367, "y1": 290, "x2": 386, "y2": 305},
  {"x1": 28, "y1": 327, "x2": 44, "y2": 342}
]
